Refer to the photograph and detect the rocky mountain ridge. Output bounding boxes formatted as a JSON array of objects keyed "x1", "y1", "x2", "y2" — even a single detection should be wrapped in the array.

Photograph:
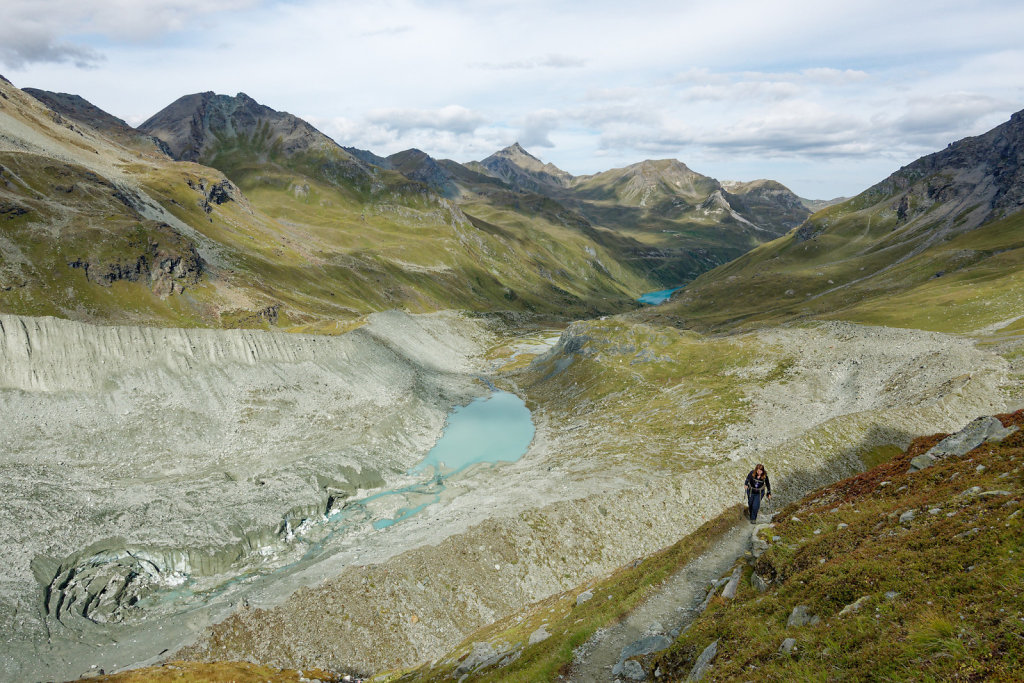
[
  {"x1": 23, "y1": 88, "x2": 172, "y2": 156},
  {"x1": 652, "y1": 106, "x2": 1024, "y2": 334}
]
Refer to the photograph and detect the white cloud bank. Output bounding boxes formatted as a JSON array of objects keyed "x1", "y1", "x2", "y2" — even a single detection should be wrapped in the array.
[{"x1": 4, "y1": 0, "x2": 1024, "y2": 197}]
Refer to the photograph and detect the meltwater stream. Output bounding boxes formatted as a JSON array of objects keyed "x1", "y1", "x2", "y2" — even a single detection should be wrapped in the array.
[{"x1": 97, "y1": 390, "x2": 535, "y2": 623}]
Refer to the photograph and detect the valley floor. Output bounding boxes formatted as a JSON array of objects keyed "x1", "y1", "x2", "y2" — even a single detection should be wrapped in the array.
[{"x1": 0, "y1": 310, "x2": 1020, "y2": 681}]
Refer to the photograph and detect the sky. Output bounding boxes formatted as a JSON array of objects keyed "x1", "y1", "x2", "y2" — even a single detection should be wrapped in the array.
[{"x1": 3, "y1": 0, "x2": 1024, "y2": 198}]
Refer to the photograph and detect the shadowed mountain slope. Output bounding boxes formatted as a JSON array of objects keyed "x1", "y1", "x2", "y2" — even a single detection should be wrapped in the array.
[{"x1": 646, "y1": 108, "x2": 1024, "y2": 334}]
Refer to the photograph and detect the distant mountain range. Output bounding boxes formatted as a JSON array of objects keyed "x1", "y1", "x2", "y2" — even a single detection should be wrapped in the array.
[{"x1": 7, "y1": 77, "x2": 1014, "y2": 334}]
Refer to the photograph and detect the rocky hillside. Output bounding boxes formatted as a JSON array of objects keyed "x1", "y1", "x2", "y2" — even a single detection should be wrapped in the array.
[
  {"x1": 649, "y1": 108, "x2": 1024, "y2": 334},
  {"x1": 22, "y1": 88, "x2": 171, "y2": 156},
  {"x1": 721, "y1": 179, "x2": 812, "y2": 233}
]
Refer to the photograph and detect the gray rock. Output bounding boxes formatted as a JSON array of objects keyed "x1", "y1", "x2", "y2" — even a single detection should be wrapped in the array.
[
  {"x1": 837, "y1": 522, "x2": 849, "y2": 530},
  {"x1": 622, "y1": 659, "x2": 647, "y2": 681},
  {"x1": 612, "y1": 635, "x2": 673, "y2": 676},
  {"x1": 838, "y1": 595, "x2": 871, "y2": 616},
  {"x1": 908, "y1": 453, "x2": 936, "y2": 472},
  {"x1": 979, "y1": 490, "x2": 1012, "y2": 498},
  {"x1": 455, "y1": 641, "x2": 513, "y2": 676},
  {"x1": 778, "y1": 637, "x2": 796, "y2": 654},
  {"x1": 751, "y1": 572, "x2": 770, "y2": 593},
  {"x1": 928, "y1": 508, "x2": 942, "y2": 515},
  {"x1": 911, "y1": 417, "x2": 1018, "y2": 473},
  {"x1": 576, "y1": 590, "x2": 593, "y2": 606},
  {"x1": 960, "y1": 486, "x2": 984, "y2": 497},
  {"x1": 884, "y1": 591, "x2": 900, "y2": 600},
  {"x1": 699, "y1": 584, "x2": 718, "y2": 612},
  {"x1": 722, "y1": 565, "x2": 743, "y2": 600},
  {"x1": 787, "y1": 605, "x2": 816, "y2": 628},
  {"x1": 686, "y1": 640, "x2": 718, "y2": 681},
  {"x1": 528, "y1": 625, "x2": 550, "y2": 645},
  {"x1": 899, "y1": 509, "x2": 917, "y2": 524}
]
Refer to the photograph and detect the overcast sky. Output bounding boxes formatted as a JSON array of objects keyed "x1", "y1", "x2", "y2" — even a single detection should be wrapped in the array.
[{"x1": 4, "y1": 0, "x2": 1023, "y2": 198}]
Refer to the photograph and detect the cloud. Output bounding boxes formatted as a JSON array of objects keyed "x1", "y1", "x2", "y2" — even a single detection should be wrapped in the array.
[
  {"x1": 517, "y1": 110, "x2": 562, "y2": 148},
  {"x1": 0, "y1": 32, "x2": 104, "y2": 69},
  {"x1": 0, "y1": 0, "x2": 261, "y2": 68},
  {"x1": 365, "y1": 105, "x2": 488, "y2": 134},
  {"x1": 471, "y1": 54, "x2": 586, "y2": 70},
  {"x1": 361, "y1": 25, "x2": 413, "y2": 37}
]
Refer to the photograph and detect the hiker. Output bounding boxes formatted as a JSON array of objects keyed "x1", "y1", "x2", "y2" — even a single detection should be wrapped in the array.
[{"x1": 744, "y1": 463, "x2": 771, "y2": 523}]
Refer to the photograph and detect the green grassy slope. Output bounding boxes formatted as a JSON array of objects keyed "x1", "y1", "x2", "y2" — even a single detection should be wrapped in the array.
[{"x1": 653, "y1": 411, "x2": 1024, "y2": 681}]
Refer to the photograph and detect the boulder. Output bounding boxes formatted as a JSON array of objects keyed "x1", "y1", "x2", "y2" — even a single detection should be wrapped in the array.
[
  {"x1": 779, "y1": 637, "x2": 796, "y2": 654},
  {"x1": 910, "y1": 416, "x2": 1018, "y2": 472},
  {"x1": 721, "y1": 565, "x2": 743, "y2": 600},
  {"x1": 576, "y1": 590, "x2": 593, "y2": 606},
  {"x1": 528, "y1": 625, "x2": 550, "y2": 645},
  {"x1": 899, "y1": 509, "x2": 917, "y2": 524}
]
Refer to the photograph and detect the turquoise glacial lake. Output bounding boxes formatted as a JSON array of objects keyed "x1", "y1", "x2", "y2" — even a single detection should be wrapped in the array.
[
  {"x1": 638, "y1": 286, "x2": 684, "y2": 305},
  {"x1": 412, "y1": 390, "x2": 535, "y2": 476}
]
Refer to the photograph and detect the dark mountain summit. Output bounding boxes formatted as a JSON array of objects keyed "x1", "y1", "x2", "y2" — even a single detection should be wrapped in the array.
[{"x1": 139, "y1": 91, "x2": 367, "y2": 172}]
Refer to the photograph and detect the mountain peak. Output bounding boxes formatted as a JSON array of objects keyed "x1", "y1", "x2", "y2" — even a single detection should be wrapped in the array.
[
  {"x1": 139, "y1": 90, "x2": 355, "y2": 165},
  {"x1": 480, "y1": 143, "x2": 573, "y2": 191}
]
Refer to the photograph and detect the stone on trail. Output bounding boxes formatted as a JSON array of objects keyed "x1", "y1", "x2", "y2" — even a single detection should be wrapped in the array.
[
  {"x1": 721, "y1": 565, "x2": 743, "y2": 600},
  {"x1": 622, "y1": 659, "x2": 647, "y2": 681},
  {"x1": 686, "y1": 639, "x2": 718, "y2": 681},
  {"x1": 612, "y1": 635, "x2": 672, "y2": 676}
]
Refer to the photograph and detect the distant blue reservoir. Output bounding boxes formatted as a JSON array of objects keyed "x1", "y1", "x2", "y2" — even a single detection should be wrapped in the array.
[
  {"x1": 638, "y1": 286, "x2": 684, "y2": 305},
  {"x1": 412, "y1": 390, "x2": 535, "y2": 476}
]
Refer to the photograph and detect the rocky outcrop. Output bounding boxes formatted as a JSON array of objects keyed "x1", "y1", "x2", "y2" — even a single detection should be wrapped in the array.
[{"x1": 67, "y1": 222, "x2": 204, "y2": 295}]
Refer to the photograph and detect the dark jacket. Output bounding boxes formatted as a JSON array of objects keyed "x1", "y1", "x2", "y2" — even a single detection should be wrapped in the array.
[{"x1": 745, "y1": 470, "x2": 771, "y2": 496}]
